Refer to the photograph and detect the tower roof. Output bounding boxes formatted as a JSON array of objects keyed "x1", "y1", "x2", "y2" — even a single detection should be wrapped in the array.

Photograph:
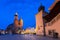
[
  {"x1": 14, "y1": 12, "x2": 18, "y2": 16},
  {"x1": 19, "y1": 18, "x2": 23, "y2": 22},
  {"x1": 38, "y1": 4, "x2": 45, "y2": 12}
]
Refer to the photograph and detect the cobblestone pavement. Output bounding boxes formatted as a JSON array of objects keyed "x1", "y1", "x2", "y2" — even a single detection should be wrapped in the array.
[{"x1": 0, "y1": 34, "x2": 60, "y2": 40}]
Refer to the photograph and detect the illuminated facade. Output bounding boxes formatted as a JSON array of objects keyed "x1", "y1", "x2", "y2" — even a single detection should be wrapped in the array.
[
  {"x1": 35, "y1": 10, "x2": 44, "y2": 35},
  {"x1": 35, "y1": 0, "x2": 60, "y2": 36},
  {"x1": 46, "y1": 13, "x2": 60, "y2": 37},
  {"x1": 19, "y1": 18, "x2": 23, "y2": 29},
  {"x1": 35, "y1": 5, "x2": 45, "y2": 35},
  {"x1": 14, "y1": 12, "x2": 23, "y2": 29},
  {"x1": 45, "y1": 0, "x2": 60, "y2": 37},
  {"x1": 14, "y1": 12, "x2": 19, "y2": 27}
]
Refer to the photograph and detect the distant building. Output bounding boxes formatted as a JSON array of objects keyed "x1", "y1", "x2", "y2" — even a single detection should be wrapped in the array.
[
  {"x1": 0, "y1": 29, "x2": 5, "y2": 35},
  {"x1": 6, "y1": 12, "x2": 23, "y2": 34},
  {"x1": 14, "y1": 12, "x2": 19, "y2": 27}
]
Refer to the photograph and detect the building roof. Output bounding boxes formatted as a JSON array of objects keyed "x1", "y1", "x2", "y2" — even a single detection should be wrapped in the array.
[
  {"x1": 49, "y1": 0, "x2": 60, "y2": 10},
  {"x1": 14, "y1": 12, "x2": 18, "y2": 16},
  {"x1": 44, "y1": 1, "x2": 60, "y2": 23},
  {"x1": 36, "y1": 4, "x2": 48, "y2": 16},
  {"x1": 6, "y1": 23, "x2": 14, "y2": 31},
  {"x1": 38, "y1": 5, "x2": 45, "y2": 12}
]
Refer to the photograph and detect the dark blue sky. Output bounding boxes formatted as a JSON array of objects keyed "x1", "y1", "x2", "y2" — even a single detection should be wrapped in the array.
[{"x1": 0, "y1": 0, "x2": 55, "y2": 30}]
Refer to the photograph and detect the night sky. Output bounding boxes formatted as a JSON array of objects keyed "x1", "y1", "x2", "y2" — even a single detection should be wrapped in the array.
[{"x1": 0, "y1": 0, "x2": 55, "y2": 30}]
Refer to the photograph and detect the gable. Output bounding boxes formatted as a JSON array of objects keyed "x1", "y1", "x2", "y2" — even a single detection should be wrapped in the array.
[{"x1": 43, "y1": 1, "x2": 60, "y2": 23}]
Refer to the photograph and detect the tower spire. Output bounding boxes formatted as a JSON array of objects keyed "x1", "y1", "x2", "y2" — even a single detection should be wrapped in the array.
[
  {"x1": 19, "y1": 17, "x2": 23, "y2": 28},
  {"x1": 38, "y1": 4, "x2": 45, "y2": 12},
  {"x1": 14, "y1": 12, "x2": 19, "y2": 27},
  {"x1": 15, "y1": 12, "x2": 18, "y2": 16}
]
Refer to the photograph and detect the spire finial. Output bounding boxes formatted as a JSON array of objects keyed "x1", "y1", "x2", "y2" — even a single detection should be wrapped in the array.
[{"x1": 15, "y1": 12, "x2": 18, "y2": 16}]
